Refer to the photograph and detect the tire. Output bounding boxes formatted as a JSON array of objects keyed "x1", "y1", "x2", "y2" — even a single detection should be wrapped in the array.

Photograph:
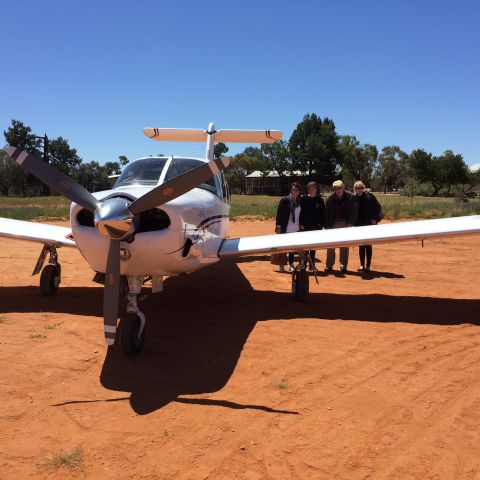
[
  {"x1": 118, "y1": 313, "x2": 145, "y2": 356},
  {"x1": 292, "y1": 268, "x2": 309, "y2": 302},
  {"x1": 40, "y1": 263, "x2": 61, "y2": 296}
]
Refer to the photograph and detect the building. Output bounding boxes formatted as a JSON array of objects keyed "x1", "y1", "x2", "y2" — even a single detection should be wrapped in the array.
[{"x1": 245, "y1": 170, "x2": 310, "y2": 195}]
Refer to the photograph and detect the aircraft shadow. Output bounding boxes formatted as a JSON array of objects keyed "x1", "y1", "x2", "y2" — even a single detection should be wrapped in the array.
[{"x1": 1, "y1": 260, "x2": 478, "y2": 415}]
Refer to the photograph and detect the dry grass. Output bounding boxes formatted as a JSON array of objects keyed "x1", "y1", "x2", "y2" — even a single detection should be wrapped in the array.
[{"x1": 38, "y1": 445, "x2": 84, "y2": 471}]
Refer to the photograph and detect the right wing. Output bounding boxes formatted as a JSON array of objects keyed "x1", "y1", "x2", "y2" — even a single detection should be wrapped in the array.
[
  {"x1": 0, "y1": 217, "x2": 76, "y2": 247},
  {"x1": 219, "y1": 215, "x2": 480, "y2": 258}
]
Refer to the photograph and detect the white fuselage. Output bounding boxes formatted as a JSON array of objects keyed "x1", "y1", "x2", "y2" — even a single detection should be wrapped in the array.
[{"x1": 70, "y1": 157, "x2": 230, "y2": 276}]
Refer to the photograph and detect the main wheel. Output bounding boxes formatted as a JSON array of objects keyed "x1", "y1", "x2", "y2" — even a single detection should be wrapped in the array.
[
  {"x1": 40, "y1": 263, "x2": 61, "y2": 296},
  {"x1": 292, "y1": 268, "x2": 309, "y2": 302},
  {"x1": 118, "y1": 313, "x2": 145, "y2": 356}
]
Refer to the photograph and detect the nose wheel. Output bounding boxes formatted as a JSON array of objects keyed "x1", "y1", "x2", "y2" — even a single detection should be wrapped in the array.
[
  {"x1": 114, "y1": 277, "x2": 147, "y2": 356},
  {"x1": 118, "y1": 312, "x2": 145, "y2": 356}
]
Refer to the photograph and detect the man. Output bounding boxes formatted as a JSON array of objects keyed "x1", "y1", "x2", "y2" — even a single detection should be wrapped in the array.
[
  {"x1": 299, "y1": 181, "x2": 325, "y2": 271},
  {"x1": 324, "y1": 180, "x2": 358, "y2": 273}
]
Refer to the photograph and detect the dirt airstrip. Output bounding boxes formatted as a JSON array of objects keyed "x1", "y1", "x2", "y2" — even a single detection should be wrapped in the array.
[{"x1": 1, "y1": 219, "x2": 480, "y2": 479}]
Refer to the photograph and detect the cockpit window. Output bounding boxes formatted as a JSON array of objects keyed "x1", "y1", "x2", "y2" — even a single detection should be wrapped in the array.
[
  {"x1": 164, "y1": 158, "x2": 219, "y2": 196},
  {"x1": 114, "y1": 157, "x2": 168, "y2": 187}
]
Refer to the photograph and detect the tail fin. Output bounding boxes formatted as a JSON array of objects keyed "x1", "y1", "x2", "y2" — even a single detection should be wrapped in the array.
[{"x1": 143, "y1": 127, "x2": 282, "y2": 144}]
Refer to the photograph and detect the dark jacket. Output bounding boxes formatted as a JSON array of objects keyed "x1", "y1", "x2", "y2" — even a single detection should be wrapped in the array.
[
  {"x1": 275, "y1": 196, "x2": 300, "y2": 233},
  {"x1": 354, "y1": 191, "x2": 383, "y2": 226},
  {"x1": 299, "y1": 194, "x2": 325, "y2": 231},
  {"x1": 324, "y1": 190, "x2": 358, "y2": 228}
]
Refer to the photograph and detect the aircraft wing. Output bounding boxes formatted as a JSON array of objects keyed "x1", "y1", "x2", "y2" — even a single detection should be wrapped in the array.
[
  {"x1": 0, "y1": 217, "x2": 76, "y2": 247},
  {"x1": 219, "y1": 215, "x2": 480, "y2": 258}
]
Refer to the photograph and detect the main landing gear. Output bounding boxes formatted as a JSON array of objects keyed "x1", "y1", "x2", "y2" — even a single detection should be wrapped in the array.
[
  {"x1": 291, "y1": 251, "x2": 318, "y2": 302},
  {"x1": 34, "y1": 245, "x2": 62, "y2": 296}
]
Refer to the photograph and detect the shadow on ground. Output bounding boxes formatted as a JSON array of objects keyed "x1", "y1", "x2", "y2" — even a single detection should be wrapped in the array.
[{"x1": 1, "y1": 259, "x2": 478, "y2": 414}]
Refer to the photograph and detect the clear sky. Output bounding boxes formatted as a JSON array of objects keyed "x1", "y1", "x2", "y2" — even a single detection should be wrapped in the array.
[{"x1": 1, "y1": 0, "x2": 479, "y2": 168}]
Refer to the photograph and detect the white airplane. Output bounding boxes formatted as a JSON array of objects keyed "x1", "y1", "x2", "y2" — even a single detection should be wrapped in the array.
[{"x1": 1, "y1": 122, "x2": 480, "y2": 356}]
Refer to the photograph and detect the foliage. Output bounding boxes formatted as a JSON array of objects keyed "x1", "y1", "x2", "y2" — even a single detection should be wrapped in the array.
[
  {"x1": 258, "y1": 140, "x2": 292, "y2": 178},
  {"x1": 214, "y1": 142, "x2": 229, "y2": 159},
  {"x1": 338, "y1": 135, "x2": 377, "y2": 188},
  {"x1": 373, "y1": 146, "x2": 408, "y2": 193},
  {"x1": 289, "y1": 113, "x2": 340, "y2": 185},
  {"x1": 224, "y1": 149, "x2": 263, "y2": 194},
  {"x1": 410, "y1": 149, "x2": 469, "y2": 196}
]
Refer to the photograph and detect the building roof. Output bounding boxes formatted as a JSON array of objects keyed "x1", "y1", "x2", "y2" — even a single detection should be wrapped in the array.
[{"x1": 246, "y1": 170, "x2": 308, "y2": 178}]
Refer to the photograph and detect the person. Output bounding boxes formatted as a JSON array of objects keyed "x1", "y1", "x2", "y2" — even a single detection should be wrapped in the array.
[
  {"x1": 299, "y1": 181, "x2": 325, "y2": 271},
  {"x1": 324, "y1": 180, "x2": 358, "y2": 273},
  {"x1": 353, "y1": 180, "x2": 383, "y2": 272},
  {"x1": 274, "y1": 181, "x2": 302, "y2": 272}
]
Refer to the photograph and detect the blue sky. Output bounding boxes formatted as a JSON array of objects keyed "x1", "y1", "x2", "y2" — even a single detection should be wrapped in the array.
[{"x1": 1, "y1": 0, "x2": 479, "y2": 168}]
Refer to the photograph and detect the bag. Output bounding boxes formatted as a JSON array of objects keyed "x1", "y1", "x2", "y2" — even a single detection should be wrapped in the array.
[{"x1": 270, "y1": 252, "x2": 287, "y2": 266}]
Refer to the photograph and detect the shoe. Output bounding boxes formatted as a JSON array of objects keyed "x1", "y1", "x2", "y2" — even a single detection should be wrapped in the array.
[
  {"x1": 358, "y1": 266, "x2": 365, "y2": 272},
  {"x1": 278, "y1": 265, "x2": 285, "y2": 273},
  {"x1": 324, "y1": 267, "x2": 333, "y2": 273},
  {"x1": 340, "y1": 266, "x2": 348, "y2": 273},
  {"x1": 308, "y1": 263, "x2": 316, "y2": 272},
  {"x1": 365, "y1": 266, "x2": 371, "y2": 272},
  {"x1": 288, "y1": 264, "x2": 295, "y2": 272}
]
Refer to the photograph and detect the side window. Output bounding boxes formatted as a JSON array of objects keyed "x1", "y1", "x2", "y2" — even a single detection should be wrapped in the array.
[{"x1": 164, "y1": 158, "x2": 222, "y2": 198}]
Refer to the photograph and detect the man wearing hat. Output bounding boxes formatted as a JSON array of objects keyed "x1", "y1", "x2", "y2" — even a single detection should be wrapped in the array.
[
  {"x1": 324, "y1": 180, "x2": 358, "y2": 273},
  {"x1": 299, "y1": 181, "x2": 325, "y2": 271}
]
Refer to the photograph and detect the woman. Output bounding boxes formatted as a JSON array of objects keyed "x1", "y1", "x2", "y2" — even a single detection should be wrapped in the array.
[
  {"x1": 299, "y1": 181, "x2": 325, "y2": 271},
  {"x1": 274, "y1": 181, "x2": 302, "y2": 272},
  {"x1": 353, "y1": 180, "x2": 383, "y2": 272}
]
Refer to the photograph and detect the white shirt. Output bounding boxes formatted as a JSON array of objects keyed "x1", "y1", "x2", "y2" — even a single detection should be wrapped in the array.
[{"x1": 286, "y1": 205, "x2": 301, "y2": 233}]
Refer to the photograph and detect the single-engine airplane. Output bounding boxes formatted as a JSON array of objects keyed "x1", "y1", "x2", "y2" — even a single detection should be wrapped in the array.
[{"x1": 1, "y1": 122, "x2": 480, "y2": 356}]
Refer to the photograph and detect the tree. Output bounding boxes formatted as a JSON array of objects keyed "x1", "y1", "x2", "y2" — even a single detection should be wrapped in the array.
[
  {"x1": 289, "y1": 113, "x2": 340, "y2": 185},
  {"x1": 224, "y1": 149, "x2": 263, "y2": 194},
  {"x1": 118, "y1": 155, "x2": 129, "y2": 166},
  {"x1": 338, "y1": 135, "x2": 378, "y2": 188},
  {"x1": 258, "y1": 140, "x2": 292, "y2": 180},
  {"x1": 48, "y1": 137, "x2": 82, "y2": 176},
  {"x1": 3, "y1": 120, "x2": 44, "y2": 195},
  {"x1": 3, "y1": 119, "x2": 42, "y2": 155},
  {"x1": 374, "y1": 146, "x2": 408, "y2": 192},
  {"x1": 440, "y1": 150, "x2": 469, "y2": 193},
  {"x1": 410, "y1": 149, "x2": 469, "y2": 195},
  {"x1": 214, "y1": 142, "x2": 229, "y2": 159}
]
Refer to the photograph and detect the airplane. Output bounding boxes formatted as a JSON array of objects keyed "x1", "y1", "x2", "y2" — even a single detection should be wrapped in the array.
[{"x1": 1, "y1": 122, "x2": 480, "y2": 356}]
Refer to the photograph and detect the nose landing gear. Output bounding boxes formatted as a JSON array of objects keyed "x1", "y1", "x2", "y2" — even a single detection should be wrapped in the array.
[{"x1": 117, "y1": 276, "x2": 146, "y2": 356}]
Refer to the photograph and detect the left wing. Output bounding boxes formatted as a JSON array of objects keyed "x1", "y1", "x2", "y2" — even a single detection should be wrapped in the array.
[
  {"x1": 219, "y1": 215, "x2": 480, "y2": 258},
  {"x1": 0, "y1": 217, "x2": 75, "y2": 247}
]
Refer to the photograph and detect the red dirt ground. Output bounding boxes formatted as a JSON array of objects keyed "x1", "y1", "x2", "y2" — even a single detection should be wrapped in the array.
[{"x1": 1, "y1": 219, "x2": 480, "y2": 479}]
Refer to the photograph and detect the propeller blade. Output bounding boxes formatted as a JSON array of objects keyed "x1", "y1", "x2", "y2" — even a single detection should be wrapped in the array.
[
  {"x1": 7, "y1": 146, "x2": 99, "y2": 212},
  {"x1": 128, "y1": 156, "x2": 230, "y2": 215},
  {"x1": 103, "y1": 239, "x2": 120, "y2": 346}
]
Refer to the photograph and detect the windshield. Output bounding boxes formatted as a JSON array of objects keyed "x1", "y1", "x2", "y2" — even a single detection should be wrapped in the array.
[
  {"x1": 164, "y1": 158, "x2": 218, "y2": 195},
  {"x1": 114, "y1": 157, "x2": 168, "y2": 187}
]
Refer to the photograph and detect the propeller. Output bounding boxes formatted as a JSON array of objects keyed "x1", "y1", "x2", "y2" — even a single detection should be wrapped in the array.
[
  {"x1": 6, "y1": 147, "x2": 99, "y2": 212},
  {"x1": 7, "y1": 146, "x2": 230, "y2": 345}
]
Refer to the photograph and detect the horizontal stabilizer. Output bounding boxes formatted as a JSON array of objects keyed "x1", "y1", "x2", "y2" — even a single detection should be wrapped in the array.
[
  {"x1": 143, "y1": 128, "x2": 282, "y2": 144},
  {"x1": 219, "y1": 216, "x2": 480, "y2": 258}
]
